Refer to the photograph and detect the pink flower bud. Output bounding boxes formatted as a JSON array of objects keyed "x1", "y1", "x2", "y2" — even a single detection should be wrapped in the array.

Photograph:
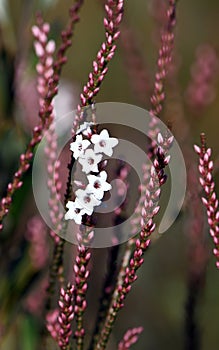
[
  {"x1": 34, "y1": 41, "x2": 44, "y2": 57},
  {"x1": 46, "y1": 40, "x2": 56, "y2": 54},
  {"x1": 32, "y1": 25, "x2": 40, "y2": 38}
]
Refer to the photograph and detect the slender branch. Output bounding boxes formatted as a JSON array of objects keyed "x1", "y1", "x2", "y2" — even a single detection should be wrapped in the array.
[
  {"x1": 148, "y1": 0, "x2": 176, "y2": 158},
  {"x1": 73, "y1": 232, "x2": 93, "y2": 350},
  {"x1": 94, "y1": 144, "x2": 171, "y2": 350},
  {"x1": 0, "y1": 0, "x2": 84, "y2": 231},
  {"x1": 62, "y1": 2, "x2": 124, "y2": 347},
  {"x1": 194, "y1": 133, "x2": 219, "y2": 268},
  {"x1": 93, "y1": 2, "x2": 177, "y2": 348},
  {"x1": 88, "y1": 163, "x2": 130, "y2": 350}
]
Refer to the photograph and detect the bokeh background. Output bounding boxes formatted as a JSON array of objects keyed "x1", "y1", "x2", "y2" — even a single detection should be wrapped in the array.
[{"x1": 0, "y1": 0, "x2": 219, "y2": 349}]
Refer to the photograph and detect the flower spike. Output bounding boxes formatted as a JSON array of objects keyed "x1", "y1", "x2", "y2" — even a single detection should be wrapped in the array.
[{"x1": 194, "y1": 133, "x2": 219, "y2": 268}]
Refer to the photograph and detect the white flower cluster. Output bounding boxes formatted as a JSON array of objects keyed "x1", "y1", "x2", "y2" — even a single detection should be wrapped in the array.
[{"x1": 65, "y1": 123, "x2": 119, "y2": 224}]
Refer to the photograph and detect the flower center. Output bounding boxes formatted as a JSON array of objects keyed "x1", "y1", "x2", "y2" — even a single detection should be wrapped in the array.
[
  {"x1": 87, "y1": 157, "x2": 94, "y2": 165},
  {"x1": 74, "y1": 208, "x2": 80, "y2": 214},
  {"x1": 78, "y1": 143, "x2": 83, "y2": 151},
  {"x1": 84, "y1": 196, "x2": 91, "y2": 204},
  {"x1": 94, "y1": 180, "x2": 101, "y2": 189},
  {"x1": 99, "y1": 140, "x2": 106, "y2": 148}
]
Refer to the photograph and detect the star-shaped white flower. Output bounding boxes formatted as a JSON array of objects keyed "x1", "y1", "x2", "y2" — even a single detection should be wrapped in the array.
[
  {"x1": 64, "y1": 199, "x2": 86, "y2": 224},
  {"x1": 70, "y1": 135, "x2": 90, "y2": 159},
  {"x1": 91, "y1": 129, "x2": 118, "y2": 156},
  {"x1": 87, "y1": 171, "x2": 112, "y2": 200},
  {"x1": 78, "y1": 148, "x2": 102, "y2": 174},
  {"x1": 76, "y1": 188, "x2": 101, "y2": 215}
]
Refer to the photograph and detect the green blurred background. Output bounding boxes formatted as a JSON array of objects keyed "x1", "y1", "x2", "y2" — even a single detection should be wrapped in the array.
[{"x1": 0, "y1": 1, "x2": 219, "y2": 349}]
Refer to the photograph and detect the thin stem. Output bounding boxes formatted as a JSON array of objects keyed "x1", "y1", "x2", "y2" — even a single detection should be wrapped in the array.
[
  {"x1": 73, "y1": 232, "x2": 93, "y2": 350},
  {"x1": 88, "y1": 245, "x2": 120, "y2": 350},
  {"x1": 185, "y1": 276, "x2": 203, "y2": 350},
  {"x1": 194, "y1": 134, "x2": 219, "y2": 268},
  {"x1": 148, "y1": 0, "x2": 177, "y2": 158},
  {"x1": 0, "y1": 0, "x2": 84, "y2": 231}
]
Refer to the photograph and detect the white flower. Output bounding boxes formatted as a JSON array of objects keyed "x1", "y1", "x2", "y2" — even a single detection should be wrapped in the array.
[
  {"x1": 70, "y1": 135, "x2": 90, "y2": 159},
  {"x1": 91, "y1": 129, "x2": 118, "y2": 156},
  {"x1": 82, "y1": 126, "x2": 93, "y2": 137},
  {"x1": 76, "y1": 122, "x2": 94, "y2": 135},
  {"x1": 87, "y1": 171, "x2": 112, "y2": 200},
  {"x1": 76, "y1": 188, "x2": 101, "y2": 215},
  {"x1": 78, "y1": 148, "x2": 102, "y2": 174},
  {"x1": 64, "y1": 199, "x2": 86, "y2": 224}
]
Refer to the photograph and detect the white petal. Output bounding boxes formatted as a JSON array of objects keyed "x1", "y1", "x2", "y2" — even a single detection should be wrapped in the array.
[
  {"x1": 96, "y1": 144, "x2": 113, "y2": 156},
  {"x1": 74, "y1": 214, "x2": 83, "y2": 225},
  {"x1": 103, "y1": 182, "x2": 112, "y2": 191},
  {"x1": 83, "y1": 139, "x2": 91, "y2": 148},
  {"x1": 76, "y1": 122, "x2": 94, "y2": 135},
  {"x1": 91, "y1": 134, "x2": 100, "y2": 144},
  {"x1": 108, "y1": 138, "x2": 118, "y2": 148},
  {"x1": 87, "y1": 174, "x2": 96, "y2": 185},
  {"x1": 99, "y1": 171, "x2": 107, "y2": 181},
  {"x1": 100, "y1": 129, "x2": 110, "y2": 139}
]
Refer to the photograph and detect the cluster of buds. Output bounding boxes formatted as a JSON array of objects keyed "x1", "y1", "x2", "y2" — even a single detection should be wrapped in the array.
[
  {"x1": 72, "y1": 0, "x2": 124, "y2": 137},
  {"x1": 118, "y1": 326, "x2": 143, "y2": 350},
  {"x1": 0, "y1": 145, "x2": 36, "y2": 230},
  {"x1": 149, "y1": 0, "x2": 176, "y2": 116},
  {"x1": 45, "y1": 123, "x2": 63, "y2": 244},
  {"x1": 73, "y1": 243, "x2": 92, "y2": 346},
  {"x1": 148, "y1": 0, "x2": 176, "y2": 157},
  {"x1": 32, "y1": 18, "x2": 56, "y2": 113},
  {"x1": 194, "y1": 134, "x2": 219, "y2": 268},
  {"x1": 32, "y1": 16, "x2": 64, "y2": 244},
  {"x1": 79, "y1": 0, "x2": 123, "y2": 106},
  {"x1": 114, "y1": 236, "x2": 151, "y2": 311},
  {"x1": 46, "y1": 309, "x2": 61, "y2": 342},
  {"x1": 46, "y1": 284, "x2": 74, "y2": 349},
  {"x1": 113, "y1": 163, "x2": 130, "y2": 237},
  {"x1": 25, "y1": 216, "x2": 49, "y2": 269},
  {"x1": 65, "y1": 124, "x2": 118, "y2": 224},
  {"x1": 186, "y1": 44, "x2": 219, "y2": 113},
  {"x1": 24, "y1": 277, "x2": 48, "y2": 316},
  {"x1": 132, "y1": 133, "x2": 172, "y2": 234},
  {"x1": 58, "y1": 284, "x2": 75, "y2": 350},
  {"x1": 154, "y1": 132, "x2": 172, "y2": 185},
  {"x1": 120, "y1": 25, "x2": 151, "y2": 107}
]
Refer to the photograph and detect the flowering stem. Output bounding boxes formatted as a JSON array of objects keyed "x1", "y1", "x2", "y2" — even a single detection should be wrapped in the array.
[
  {"x1": 46, "y1": 238, "x2": 65, "y2": 311},
  {"x1": 94, "y1": 138, "x2": 171, "y2": 349},
  {"x1": 94, "y1": 222, "x2": 154, "y2": 350},
  {"x1": 88, "y1": 163, "x2": 130, "y2": 350},
  {"x1": 73, "y1": 233, "x2": 93, "y2": 350},
  {"x1": 58, "y1": 284, "x2": 75, "y2": 350},
  {"x1": 194, "y1": 133, "x2": 219, "y2": 268},
  {"x1": 39, "y1": 1, "x2": 85, "y2": 313},
  {"x1": 62, "y1": 3, "x2": 124, "y2": 345},
  {"x1": 120, "y1": 24, "x2": 152, "y2": 107},
  {"x1": 118, "y1": 327, "x2": 143, "y2": 350},
  {"x1": 64, "y1": 0, "x2": 124, "y2": 220},
  {"x1": 88, "y1": 245, "x2": 120, "y2": 350},
  {"x1": 148, "y1": 0, "x2": 177, "y2": 158},
  {"x1": 0, "y1": 0, "x2": 84, "y2": 231}
]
